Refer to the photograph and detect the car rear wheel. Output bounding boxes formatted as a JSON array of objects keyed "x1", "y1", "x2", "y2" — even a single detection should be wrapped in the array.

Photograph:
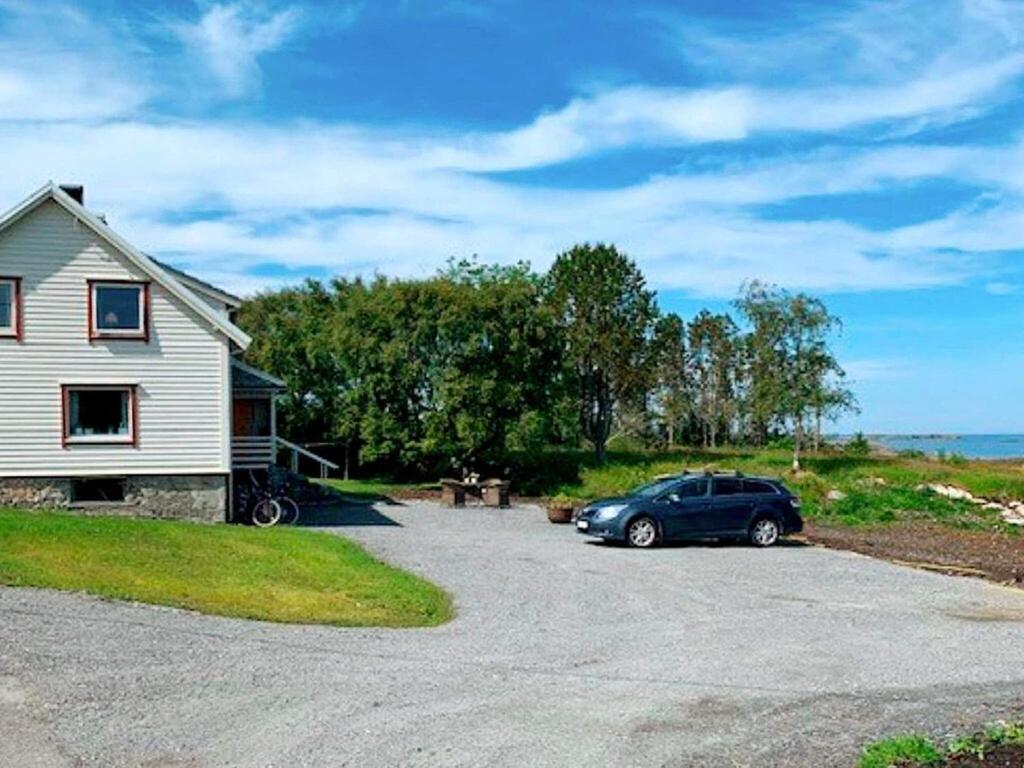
[
  {"x1": 749, "y1": 517, "x2": 780, "y2": 547},
  {"x1": 627, "y1": 516, "x2": 658, "y2": 548}
]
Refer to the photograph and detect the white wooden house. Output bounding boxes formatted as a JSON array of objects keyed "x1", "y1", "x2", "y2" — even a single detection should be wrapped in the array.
[{"x1": 0, "y1": 182, "x2": 321, "y2": 521}]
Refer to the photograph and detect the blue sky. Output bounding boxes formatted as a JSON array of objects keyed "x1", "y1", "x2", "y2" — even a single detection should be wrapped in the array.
[{"x1": 2, "y1": 0, "x2": 1024, "y2": 433}]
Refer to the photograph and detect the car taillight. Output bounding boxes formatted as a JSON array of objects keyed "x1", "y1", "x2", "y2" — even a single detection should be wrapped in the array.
[{"x1": 790, "y1": 497, "x2": 801, "y2": 508}]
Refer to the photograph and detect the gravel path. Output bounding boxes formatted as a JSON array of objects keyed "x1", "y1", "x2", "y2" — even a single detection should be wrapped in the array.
[{"x1": 2, "y1": 500, "x2": 1024, "y2": 767}]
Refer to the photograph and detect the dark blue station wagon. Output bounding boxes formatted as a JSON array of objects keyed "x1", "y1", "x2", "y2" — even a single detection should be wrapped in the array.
[{"x1": 575, "y1": 473, "x2": 802, "y2": 548}]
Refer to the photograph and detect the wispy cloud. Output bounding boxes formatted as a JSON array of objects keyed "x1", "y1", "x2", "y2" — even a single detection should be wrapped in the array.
[
  {"x1": 0, "y1": 0, "x2": 1022, "y2": 299},
  {"x1": 172, "y1": 2, "x2": 302, "y2": 98},
  {"x1": 0, "y1": 1, "x2": 149, "y2": 120},
  {"x1": 842, "y1": 358, "x2": 911, "y2": 383},
  {"x1": 985, "y1": 280, "x2": 1018, "y2": 295}
]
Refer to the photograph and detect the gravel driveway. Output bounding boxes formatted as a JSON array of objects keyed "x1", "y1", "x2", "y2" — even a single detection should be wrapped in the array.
[{"x1": 3, "y1": 500, "x2": 1024, "y2": 767}]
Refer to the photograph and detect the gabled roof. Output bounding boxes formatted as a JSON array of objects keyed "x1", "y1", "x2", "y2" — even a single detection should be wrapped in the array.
[
  {"x1": 0, "y1": 182, "x2": 251, "y2": 349},
  {"x1": 231, "y1": 358, "x2": 286, "y2": 391},
  {"x1": 150, "y1": 257, "x2": 242, "y2": 309}
]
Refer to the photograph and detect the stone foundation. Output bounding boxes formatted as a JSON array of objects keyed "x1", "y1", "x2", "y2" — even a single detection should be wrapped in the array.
[{"x1": 0, "y1": 475, "x2": 228, "y2": 523}]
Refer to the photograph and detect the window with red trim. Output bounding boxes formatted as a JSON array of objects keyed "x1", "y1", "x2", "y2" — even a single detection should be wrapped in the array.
[
  {"x1": 89, "y1": 281, "x2": 149, "y2": 341},
  {"x1": 62, "y1": 385, "x2": 137, "y2": 446},
  {"x1": 0, "y1": 277, "x2": 22, "y2": 340}
]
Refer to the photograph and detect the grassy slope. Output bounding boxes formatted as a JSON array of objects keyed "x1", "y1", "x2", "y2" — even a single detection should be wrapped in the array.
[
  {"x1": 0, "y1": 508, "x2": 452, "y2": 627},
  {"x1": 333, "y1": 448, "x2": 1024, "y2": 532},
  {"x1": 554, "y1": 448, "x2": 1024, "y2": 531}
]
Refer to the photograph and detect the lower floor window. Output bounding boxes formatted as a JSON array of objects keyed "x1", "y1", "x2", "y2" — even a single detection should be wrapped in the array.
[
  {"x1": 71, "y1": 477, "x2": 126, "y2": 503},
  {"x1": 63, "y1": 386, "x2": 136, "y2": 445}
]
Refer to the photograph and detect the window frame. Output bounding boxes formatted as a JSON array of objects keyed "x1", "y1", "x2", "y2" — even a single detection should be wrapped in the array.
[
  {"x1": 674, "y1": 477, "x2": 709, "y2": 499},
  {"x1": 88, "y1": 279, "x2": 150, "y2": 342},
  {"x1": 61, "y1": 384, "x2": 138, "y2": 447},
  {"x1": 743, "y1": 479, "x2": 779, "y2": 495},
  {"x1": 712, "y1": 476, "x2": 745, "y2": 497},
  {"x1": 0, "y1": 276, "x2": 23, "y2": 341}
]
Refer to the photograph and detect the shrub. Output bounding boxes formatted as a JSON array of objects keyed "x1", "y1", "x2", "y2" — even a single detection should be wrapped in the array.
[
  {"x1": 858, "y1": 734, "x2": 942, "y2": 768},
  {"x1": 845, "y1": 432, "x2": 872, "y2": 456}
]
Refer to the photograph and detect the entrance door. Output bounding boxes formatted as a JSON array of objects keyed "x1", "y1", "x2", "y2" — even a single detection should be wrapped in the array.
[{"x1": 233, "y1": 397, "x2": 271, "y2": 437}]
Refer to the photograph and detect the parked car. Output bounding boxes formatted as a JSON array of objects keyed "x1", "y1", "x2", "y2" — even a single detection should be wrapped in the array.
[{"x1": 574, "y1": 472, "x2": 802, "y2": 548}]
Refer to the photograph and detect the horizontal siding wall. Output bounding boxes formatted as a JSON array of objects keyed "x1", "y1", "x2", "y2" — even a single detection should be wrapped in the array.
[{"x1": 0, "y1": 200, "x2": 229, "y2": 476}]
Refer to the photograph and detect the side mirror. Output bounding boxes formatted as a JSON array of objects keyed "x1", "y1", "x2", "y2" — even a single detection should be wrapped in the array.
[{"x1": 667, "y1": 492, "x2": 681, "y2": 503}]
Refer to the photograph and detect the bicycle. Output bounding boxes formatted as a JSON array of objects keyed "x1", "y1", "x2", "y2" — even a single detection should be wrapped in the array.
[
  {"x1": 237, "y1": 469, "x2": 299, "y2": 527},
  {"x1": 235, "y1": 469, "x2": 280, "y2": 527}
]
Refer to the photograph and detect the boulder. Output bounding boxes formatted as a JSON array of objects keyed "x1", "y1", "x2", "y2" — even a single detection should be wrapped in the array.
[
  {"x1": 926, "y1": 483, "x2": 974, "y2": 501},
  {"x1": 826, "y1": 489, "x2": 847, "y2": 502}
]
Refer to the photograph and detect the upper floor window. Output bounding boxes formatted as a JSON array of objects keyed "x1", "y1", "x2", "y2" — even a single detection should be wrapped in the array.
[
  {"x1": 0, "y1": 277, "x2": 22, "y2": 340},
  {"x1": 89, "y1": 281, "x2": 149, "y2": 341}
]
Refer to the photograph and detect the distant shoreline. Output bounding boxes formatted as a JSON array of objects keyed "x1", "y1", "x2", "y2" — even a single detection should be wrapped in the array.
[{"x1": 833, "y1": 433, "x2": 1024, "y2": 461}]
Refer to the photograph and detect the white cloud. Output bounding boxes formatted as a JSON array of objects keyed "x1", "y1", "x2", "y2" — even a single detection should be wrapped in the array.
[
  {"x1": 841, "y1": 359, "x2": 911, "y2": 383},
  {"x1": 0, "y1": 1, "x2": 149, "y2": 120},
  {"x1": 173, "y1": 2, "x2": 301, "y2": 98},
  {"x1": 0, "y1": 0, "x2": 1020, "y2": 297},
  {"x1": 986, "y1": 281, "x2": 1018, "y2": 294}
]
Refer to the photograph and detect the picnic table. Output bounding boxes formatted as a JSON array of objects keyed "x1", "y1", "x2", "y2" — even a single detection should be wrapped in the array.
[{"x1": 440, "y1": 478, "x2": 510, "y2": 508}]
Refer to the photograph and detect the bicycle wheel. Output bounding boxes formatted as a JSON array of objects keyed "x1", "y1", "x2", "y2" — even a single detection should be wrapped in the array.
[
  {"x1": 251, "y1": 498, "x2": 282, "y2": 528},
  {"x1": 277, "y1": 496, "x2": 300, "y2": 525}
]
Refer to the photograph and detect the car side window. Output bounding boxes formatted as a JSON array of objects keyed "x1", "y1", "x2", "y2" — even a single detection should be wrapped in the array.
[
  {"x1": 675, "y1": 478, "x2": 708, "y2": 498},
  {"x1": 713, "y1": 477, "x2": 743, "y2": 496},
  {"x1": 743, "y1": 480, "x2": 777, "y2": 495}
]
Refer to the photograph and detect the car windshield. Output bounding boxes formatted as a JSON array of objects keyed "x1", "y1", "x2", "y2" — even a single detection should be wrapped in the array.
[{"x1": 629, "y1": 477, "x2": 682, "y2": 498}]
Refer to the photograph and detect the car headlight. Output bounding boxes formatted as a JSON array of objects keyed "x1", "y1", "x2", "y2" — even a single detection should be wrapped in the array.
[{"x1": 595, "y1": 504, "x2": 627, "y2": 521}]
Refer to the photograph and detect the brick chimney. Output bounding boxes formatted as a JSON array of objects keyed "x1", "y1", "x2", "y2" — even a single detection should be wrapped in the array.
[{"x1": 59, "y1": 184, "x2": 84, "y2": 205}]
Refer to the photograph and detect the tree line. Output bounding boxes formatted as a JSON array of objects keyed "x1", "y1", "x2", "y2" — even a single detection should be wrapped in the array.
[{"x1": 237, "y1": 243, "x2": 856, "y2": 476}]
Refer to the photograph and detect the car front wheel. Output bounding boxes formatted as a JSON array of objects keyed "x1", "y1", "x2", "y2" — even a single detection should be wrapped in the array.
[
  {"x1": 749, "y1": 517, "x2": 780, "y2": 547},
  {"x1": 627, "y1": 516, "x2": 658, "y2": 548}
]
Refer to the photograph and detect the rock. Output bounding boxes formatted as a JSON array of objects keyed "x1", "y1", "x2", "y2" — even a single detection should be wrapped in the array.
[
  {"x1": 926, "y1": 483, "x2": 974, "y2": 501},
  {"x1": 826, "y1": 490, "x2": 847, "y2": 502},
  {"x1": 982, "y1": 502, "x2": 1006, "y2": 511}
]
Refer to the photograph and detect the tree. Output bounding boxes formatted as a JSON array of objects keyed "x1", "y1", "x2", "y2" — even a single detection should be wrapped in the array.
[
  {"x1": 236, "y1": 280, "x2": 342, "y2": 443},
  {"x1": 546, "y1": 244, "x2": 658, "y2": 462},
  {"x1": 687, "y1": 310, "x2": 739, "y2": 448},
  {"x1": 809, "y1": 363, "x2": 858, "y2": 453},
  {"x1": 733, "y1": 282, "x2": 788, "y2": 446},
  {"x1": 735, "y1": 282, "x2": 853, "y2": 470},
  {"x1": 650, "y1": 313, "x2": 690, "y2": 447}
]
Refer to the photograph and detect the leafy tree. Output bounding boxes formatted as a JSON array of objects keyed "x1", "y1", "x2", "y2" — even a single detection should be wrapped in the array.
[
  {"x1": 687, "y1": 310, "x2": 739, "y2": 448},
  {"x1": 733, "y1": 282, "x2": 788, "y2": 445},
  {"x1": 735, "y1": 282, "x2": 853, "y2": 470},
  {"x1": 650, "y1": 313, "x2": 690, "y2": 447},
  {"x1": 236, "y1": 280, "x2": 342, "y2": 443},
  {"x1": 546, "y1": 244, "x2": 658, "y2": 462}
]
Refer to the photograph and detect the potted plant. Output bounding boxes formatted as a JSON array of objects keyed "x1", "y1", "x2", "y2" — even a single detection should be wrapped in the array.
[{"x1": 546, "y1": 494, "x2": 578, "y2": 524}]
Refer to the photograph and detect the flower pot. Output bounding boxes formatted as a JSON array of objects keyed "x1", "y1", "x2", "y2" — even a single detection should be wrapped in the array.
[{"x1": 547, "y1": 505, "x2": 574, "y2": 524}]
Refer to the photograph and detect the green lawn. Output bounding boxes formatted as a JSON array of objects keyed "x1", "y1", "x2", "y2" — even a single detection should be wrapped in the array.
[
  {"x1": 319, "y1": 477, "x2": 438, "y2": 500},
  {"x1": 546, "y1": 448, "x2": 1024, "y2": 531},
  {"x1": 0, "y1": 508, "x2": 452, "y2": 627},
  {"x1": 327, "y1": 447, "x2": 1024, "y2": 532}
]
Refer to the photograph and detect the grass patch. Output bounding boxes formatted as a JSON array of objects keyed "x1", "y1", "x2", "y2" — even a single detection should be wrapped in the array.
[
  {"x1": 859, "y1": 734, "x2": 943, "y2": 768},
  {"x1": 0, "y1": 507, "x2": 452, "y2": 627},
  {"x1": 549, "y1": 448, "x2": 1024, "y2": 532},
  {"x1": 319, "y1": 478, "x2": 434, "y2": 500},
  {"x1": 859, "y1": 721, "x2": 1024, "y2": 767}
]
